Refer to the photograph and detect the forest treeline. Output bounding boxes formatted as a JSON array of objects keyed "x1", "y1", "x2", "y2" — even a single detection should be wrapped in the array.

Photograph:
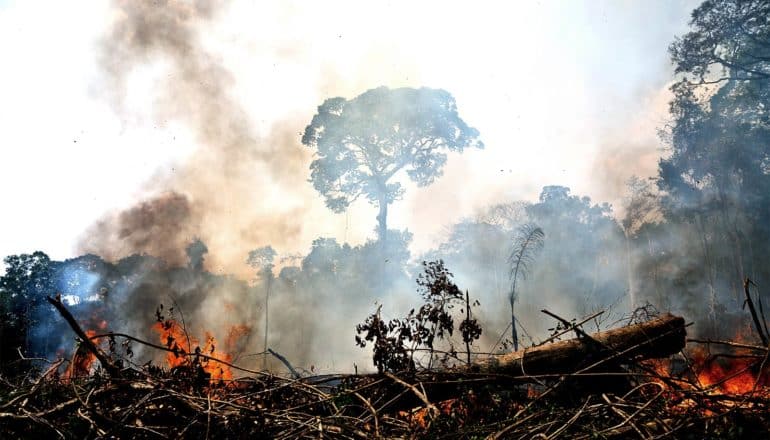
[{"x1": 2, "y1": 0, "x2": 770, "y2": 373}]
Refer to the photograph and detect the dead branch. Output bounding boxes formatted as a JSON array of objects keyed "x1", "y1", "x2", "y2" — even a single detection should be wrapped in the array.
[
  {"x1": 744, "y1": 279, "x2": 769, "y2": 346},
  {"x1": 45, "y1": 296, "x2": 121, "y2": 378},
  {"x1": 268, "y1": 348, "x2": 301, "y2": 379}
]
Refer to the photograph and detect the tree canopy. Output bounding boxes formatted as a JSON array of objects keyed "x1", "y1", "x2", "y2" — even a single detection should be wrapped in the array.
[
  {"x1": 302, "y1": 86, "x2": 483, "y2": 241},
  {"x1": 660, "y1": 0, "x2": 770, "y2": 295},
  {"x1": 670, "y1": 0, "x2": 770, "y2": 84}
]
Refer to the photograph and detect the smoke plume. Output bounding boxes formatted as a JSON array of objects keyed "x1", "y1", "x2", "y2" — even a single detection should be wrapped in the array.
[{"x1": 79, "y1": 0, "x2": 314, "y2": 276}]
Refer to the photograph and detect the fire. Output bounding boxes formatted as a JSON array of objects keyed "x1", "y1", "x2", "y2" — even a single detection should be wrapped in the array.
[
  {"x1": 152, "y1": 318, "x2": 251, "y2": 383},
  {"x1": 64, "y1": 329, "x2": 99, "y2": 379},
  {"x1": 401, "y1": 398, "x2": 469, "y2": 429},
  {"x1": 691, "y1": 349, "x2": 766, "y2": 395},
  {"x1": 698, "y1": 360, "x2": 756, "y2": 394},
  {"x1": 644, "y1": 347, "x2": 769, "y2": 397},
  {"x1": 152, "y1": 319, "x2": 195, "y2": 368},
  {"x1": 201, "y1": 332, "x2": 232, "y2": 381}
]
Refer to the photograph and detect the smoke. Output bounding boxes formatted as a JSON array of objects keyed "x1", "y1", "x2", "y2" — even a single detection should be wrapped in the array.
[
  {"x1": 69, "y1": 0, "x2": 420, "y2": 373},
  {"x1": 590, "y1": 79, "x2": 676, "y2": 217},
  {"x1": 80, "y1": 192, "x2": 195, "y2": 266},
  {"x1": 50, "y1": 0, "x2": 742, "y2": 375},
  {"x1": 78, "y1": 0, "x2": 319, "y2": 277}
]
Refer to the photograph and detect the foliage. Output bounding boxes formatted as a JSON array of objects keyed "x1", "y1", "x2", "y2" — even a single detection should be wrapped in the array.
[
  {"x1": 414, "y1": 260, "x2": 464, "y2": 349},
  {"x1": 649, "y1": 0, "x2": 770, "y2": 328},
  {"x1": 508, "y1": 224, "x2": 545, "y2": 302},
  {"x1": 670, "y1": 0, "x2": 770, "y2": 83},
  {"x1": 354, "y1": 306, "x2": 414, "y2": 373},
  {"x1": 0, "y1": 252, "x2": 55, "y2": 368},
  {"x1": 247, "y1": 245, "x2": 276, "y2": 278},
  {"x1": 302, "y1": 86, "x2": 483, "y2": 241},
  {"x1": 355, "y1": 260, "x2": 481, "y2": 373}
]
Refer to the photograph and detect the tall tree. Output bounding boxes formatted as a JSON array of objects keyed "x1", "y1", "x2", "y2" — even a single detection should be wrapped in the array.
[
  {"x1": 302, "y1": 86, "x2": 483, "y2": 242},
  {"x1": 247, "y1": 246, "x2": 276, "y2": 370},
  {"x1": 621, "y1": 177, "x2": 662, "y2": 307},
  {"x1": 0, "y1": 252, "x2": 55, "y2": 364},
  {"x1": 661, "y1": 0, "x2": 770, "y2": 296}
]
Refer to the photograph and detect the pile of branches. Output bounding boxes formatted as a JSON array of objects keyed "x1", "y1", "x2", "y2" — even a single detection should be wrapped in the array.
[
  {"x1": 2, "y1": 352, "x2": 770, "y2": 439},
  {"x1": 3, "y1": 297, "x2": 770, "y2": 438}
]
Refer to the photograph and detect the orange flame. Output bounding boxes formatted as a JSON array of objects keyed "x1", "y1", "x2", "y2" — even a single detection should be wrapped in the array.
[
  {"x1": 152, "y1": 319, "x2": 196, "y2": 368},
  {"x1": 644, "y1": 347, "x2": 769, "y2": 398},
  {"x1": 151, "y1": 318, "x2": 251, "y2": 383},
  {"x1": 692, "y1": 349, "x2": 766, "y2": 395},
  {"x1": 64, "y1": 330, "x2": 99, "y2": 379}
]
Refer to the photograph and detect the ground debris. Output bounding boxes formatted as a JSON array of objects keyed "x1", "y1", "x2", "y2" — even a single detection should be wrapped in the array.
[{"x1": 1, "y1": 351, "x2": 770, "y2": 439}]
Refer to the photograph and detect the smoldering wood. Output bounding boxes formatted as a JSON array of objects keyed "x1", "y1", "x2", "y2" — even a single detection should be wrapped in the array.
[
  {"x1": 6, "y1": 310, "x2": 770, "y2": 438},
  {"x1": 471, "y1": 313, "x2": 686, "y2": 376}
]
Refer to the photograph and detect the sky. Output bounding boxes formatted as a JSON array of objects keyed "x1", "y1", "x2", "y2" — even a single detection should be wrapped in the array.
[{"x1": 0, "y1": 0, "x2": 700, "y2": 273}]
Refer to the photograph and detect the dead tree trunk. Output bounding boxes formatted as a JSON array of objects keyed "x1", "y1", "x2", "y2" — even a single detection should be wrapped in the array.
[{"x1": 472, "y1": 313, "x2": 686, "y2": 376}]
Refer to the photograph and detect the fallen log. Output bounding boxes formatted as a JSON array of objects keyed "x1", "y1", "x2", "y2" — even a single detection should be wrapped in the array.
[{"x1": 472, "y1": 313, "x2": 686, "y2": 376}]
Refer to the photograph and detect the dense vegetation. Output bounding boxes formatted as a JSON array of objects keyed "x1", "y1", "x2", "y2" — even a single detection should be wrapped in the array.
[{"x1": 2, "y1": 0, "x2": 770, "y2": 375}]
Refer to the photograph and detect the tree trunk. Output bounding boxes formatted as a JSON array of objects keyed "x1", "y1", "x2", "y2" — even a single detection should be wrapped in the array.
[
  {"x1": 377, "y1": 199, "x2": 388, "y2": 244},
  {"x1": 263, "y1": 275, "x2": 272, "y2": 371},
  {"x1": 471, "y1": 313, "x2": 686, "y2": 376},
  {"x1": 510, "y1": 296, "x2": 519, "y2": 352},
  {"x1": 624, "y1": 232, "x2": 635, "y2": 308}
]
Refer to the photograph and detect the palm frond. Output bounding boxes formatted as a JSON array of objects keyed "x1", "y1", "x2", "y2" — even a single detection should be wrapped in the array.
[{"x1": 509, "y1": 224, "x2": 545, "y2": 300}]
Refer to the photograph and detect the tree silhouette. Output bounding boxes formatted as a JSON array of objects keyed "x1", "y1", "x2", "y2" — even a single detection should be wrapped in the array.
[
  {"x1": 302, "y1": 86, "x2": 483, "y2": 242},
  {"x1": 508, "y1": 224, "x2": 544, "y2": 351},
  {"x1": 186, "y1": 239, "x2": 208, "y2": 272},
  {"x1": 247, "y1": 246, "x2": 276, "y2": 370},
  {"x1": 0, "y1": 251, "x2": 55, "y2": 365},
  {"x1": 669, "y1": 0, "x2": 770, "y2": 85}
]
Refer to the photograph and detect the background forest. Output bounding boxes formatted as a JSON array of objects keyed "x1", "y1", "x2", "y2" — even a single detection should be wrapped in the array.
[{"x1": 2, "y1": 0, "x2": 770, "y2": 375}]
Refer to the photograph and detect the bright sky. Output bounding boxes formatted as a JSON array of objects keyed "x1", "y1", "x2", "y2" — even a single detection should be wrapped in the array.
[{"x1": 0, "y1": 0, "x2": 700, "y2": 268}]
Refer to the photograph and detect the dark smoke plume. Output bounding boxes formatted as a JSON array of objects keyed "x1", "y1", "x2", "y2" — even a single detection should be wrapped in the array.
[
  {"x1": 80, "y1": 0, "x2": 315, "y2": 276},
  {"x1": 80, "y1": 192, "x2": 196, "y2": 267}
]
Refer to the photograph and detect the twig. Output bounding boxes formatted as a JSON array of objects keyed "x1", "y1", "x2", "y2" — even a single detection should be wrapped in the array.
[
  {"x1": 687, "y1": 338, "x2": 768, "y2": 351},
  {"x1": 541, "y1": 309, "x2": 593, "y2": 341},
  {"x1": 269, "y1": 348, "x2": 301, "y2": 379},
  {"x1": 353, "y1": 392, "x2": 379, "y2": 438},
  {"x1": 384, "y1": 372, "x2": 438, "y2": 418},
  {"x1": 206, "y1": 390, "x2": 212, "y2": 440},
  {"x1": 546, "y1": 396, "x2": 591, "y2": 439},
  {"x1": 598, "y1": 383, "x2": 664, "y2": 436},
  {"x1": 1, "y1": 358, "x2": 63, "y2": 410},
  {"x1": 744, "y1": 279, "x2": 768, "y2": 346},
  {"x1": 538, "y1": 310, "x2": 605, "y2": 347}
]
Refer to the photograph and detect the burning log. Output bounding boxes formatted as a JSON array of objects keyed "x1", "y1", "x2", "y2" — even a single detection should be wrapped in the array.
[
  {"x1": 45, "y1": 296, "x2": 121, "y2": 378},
  {"x1": 472, "y1": 313, "x2": 686, "y2": 376}
]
